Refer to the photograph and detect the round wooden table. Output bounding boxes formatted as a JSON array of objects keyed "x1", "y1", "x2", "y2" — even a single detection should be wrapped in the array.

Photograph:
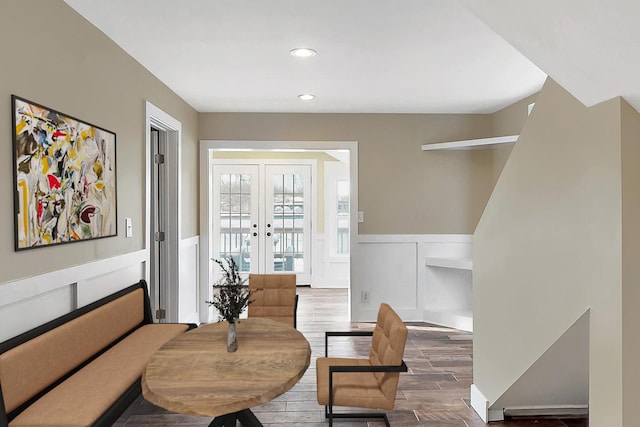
[{"x1": 142, "y1": 318, "x2": 311, "y2": 427}]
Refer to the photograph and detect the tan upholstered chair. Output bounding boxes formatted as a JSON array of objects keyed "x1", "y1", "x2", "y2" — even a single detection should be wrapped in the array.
[
  {"x1": 316, "y1": 303, "x2": 408, "y2": 427},
  {"x1": 248, "y1": 274, "x2": 298, "y2": 328}
]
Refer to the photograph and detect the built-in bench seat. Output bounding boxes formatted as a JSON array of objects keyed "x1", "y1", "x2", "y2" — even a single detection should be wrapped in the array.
[{"x1": 0, "y1": 280, "x2": 195, "y2": 427}]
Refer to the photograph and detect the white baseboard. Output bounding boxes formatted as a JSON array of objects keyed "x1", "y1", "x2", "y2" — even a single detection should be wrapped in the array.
[
  {"x1": 471, "y1": 384, "x2": 495, "y2": 422},
  {"x1": 352, "y1": 307, "x2": 423, "y2": 323},
  {"x1": 311, "y1": 279, "x2": 349, "y2": 288},
  {"x1": 472, "y1": 383, "x2": 504, "y2": 423},
  {"x1": 423, "y1": 309, "x2": 473, "y2": 332},
  {"x1": 503, "y1": 405, "x2": 588, "y2": 417},
  {"x1": 489, "y1": 408, "x2": 505, "y2": 422}
]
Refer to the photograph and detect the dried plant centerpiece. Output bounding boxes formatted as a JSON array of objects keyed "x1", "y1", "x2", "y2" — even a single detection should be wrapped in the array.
[{"x1": 206, "y1": 257, "x2": 255, "y2": 352}]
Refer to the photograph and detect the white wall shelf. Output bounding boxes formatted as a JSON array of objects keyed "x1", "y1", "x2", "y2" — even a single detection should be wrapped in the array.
[
  {"x1": 425, "y1": 257, "x2": 473, "y2": 270},
  {"x1": 421, "y1": 134, "x2": 519, "y2": 151}
]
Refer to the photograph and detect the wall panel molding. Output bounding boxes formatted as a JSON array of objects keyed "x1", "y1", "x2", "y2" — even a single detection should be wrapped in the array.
[{"x1": 353, "y1": 234, "x2": 473, "y2": 331}]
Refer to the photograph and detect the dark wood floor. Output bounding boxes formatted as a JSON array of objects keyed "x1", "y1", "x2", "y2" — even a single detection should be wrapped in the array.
[{"x1": 115, "y1": 288, "x2": 588, "y2": 426}]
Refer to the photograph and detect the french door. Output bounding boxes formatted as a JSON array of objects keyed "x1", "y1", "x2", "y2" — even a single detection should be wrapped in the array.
[{"x1": 212, "y1": 163, "x2": 311, "y2": 284}]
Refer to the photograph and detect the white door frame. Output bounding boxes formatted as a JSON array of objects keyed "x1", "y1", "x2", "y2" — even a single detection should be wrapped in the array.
[
  {"x1": 145, "y1": 102, "x2": 182, "y2": 322},
  {"x1": 199, "y1": 140, "x2": 358, "y2": 324}
]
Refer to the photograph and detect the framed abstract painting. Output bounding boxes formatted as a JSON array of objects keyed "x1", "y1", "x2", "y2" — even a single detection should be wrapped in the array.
[{"x1": 12, "y1": 95, "x2": 117, "y2": 250}]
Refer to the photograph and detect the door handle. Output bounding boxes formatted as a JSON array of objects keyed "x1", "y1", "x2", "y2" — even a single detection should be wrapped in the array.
[
  {"x1": 253, "y1": 232, "x2": 258, "y2": 237},
  {"x1": 266, "y1": 232, "x2": 272, "y2": 237}
]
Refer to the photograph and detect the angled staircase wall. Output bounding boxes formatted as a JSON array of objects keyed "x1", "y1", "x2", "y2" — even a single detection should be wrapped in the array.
[{"x1": 473, "y1": 77, "x2": 625, "y2": 424}]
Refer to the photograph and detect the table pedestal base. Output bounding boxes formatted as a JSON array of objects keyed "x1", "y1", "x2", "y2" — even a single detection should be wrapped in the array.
[{"x1": 208, "y1": 409, "x2": 263, "y2": 427}]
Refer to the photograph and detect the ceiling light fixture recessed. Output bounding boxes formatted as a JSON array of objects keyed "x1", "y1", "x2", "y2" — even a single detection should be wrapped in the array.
[
  {"x1": 298, "y1": 94, "x2": 316, "y2": 101},
  {"x1": 290, "y1": 48, "x2": 317, "y2": 58}
]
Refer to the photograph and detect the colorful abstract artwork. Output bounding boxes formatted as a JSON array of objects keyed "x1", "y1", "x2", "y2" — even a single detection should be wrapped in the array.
[{"x1": 12, "y1": 96, "x2": 117, "y2": 250}]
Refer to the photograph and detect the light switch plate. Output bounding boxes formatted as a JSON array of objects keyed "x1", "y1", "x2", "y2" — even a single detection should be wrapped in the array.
[{"x1": 125, "y1": 217, "x2": 133, "y2": 238}]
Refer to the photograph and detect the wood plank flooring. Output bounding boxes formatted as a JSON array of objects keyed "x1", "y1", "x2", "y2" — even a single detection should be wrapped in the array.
[{"x1": 115, "y1": 288, "x2": 588, "y2": 426}]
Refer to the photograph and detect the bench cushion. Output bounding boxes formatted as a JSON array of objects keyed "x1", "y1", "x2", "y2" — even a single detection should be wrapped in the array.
[
  {"x1": 9, "y1": 323, "x2": 188, "y2": 426},
  {"x1": 0, "y1": 288, "x2": 145, "y2": 414}
]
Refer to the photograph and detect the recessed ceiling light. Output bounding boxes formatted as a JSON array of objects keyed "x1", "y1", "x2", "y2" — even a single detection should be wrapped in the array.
[
  {"x1": 290, "y1": 48, "x2": 317, "y2": 58},
  {"x1": 298, "y1": 94, "x2": 316, "y2": 101}
]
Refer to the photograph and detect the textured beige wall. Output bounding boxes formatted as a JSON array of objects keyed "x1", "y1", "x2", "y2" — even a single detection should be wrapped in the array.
[
  {"x1": 621, "y1": 99, "x2": 640, "y2": 427},
  {"x1": 199, "y1": 113, "x2": 494, "y2": 234},
  {"x1": 0, "y1": 0, "x2": 198, "y2": 283},
  {"x1": 474, "y1": 78, "x2": 623, "y2": 425}
]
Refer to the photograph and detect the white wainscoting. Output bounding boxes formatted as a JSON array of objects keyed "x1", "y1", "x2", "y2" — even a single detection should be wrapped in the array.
[
  {"x1": 352, "y1": 234, "x2": 473, "y2": 331},
  {"x1": 0, "y1": 235, "x2": 201, "y2": 342},
  {"x1": 311, "y1": 234, "x2": 349, "y2": 288},
  {"x1": 0, "y1": 250, "x2": 147, "y2": 343},
  {"x1": 179, "y1": 236, "x2": 200, "y2": 324}
]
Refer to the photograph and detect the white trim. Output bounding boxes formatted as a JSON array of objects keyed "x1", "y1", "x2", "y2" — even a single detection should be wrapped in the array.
[
  {"x1": 200, "y1": 140, "x2": 358, "y2": 324},
  {"x1": 421, "y1": 135, "x2": 518, "y2": 151},
  {"x1": 0, "y1": 250, "x2": 146, "y2": 307},
  {"x1": 358, "y1": 234, "x2": 472, "y2": 243},
  {"x1": 503, "y1": 405, "x2": 588, "y2": 417},
  {"x1": 178, "y1": 235, "x2": 200, "y2": 324},
  {"x1": 425, "y1": 257, "x2": 472, "y2": 270},
  {"x1": 324, "y1": 255, "x2": 350, "y2": 263},
  {"x1": 489, "y1": 408, "x2": 505, "y2": 422},
  {"x1": 180, "y1": 235, "x2": 200, "y2": 248},
  {"x1": 471, "y1": 384, "x2": 490, "y2": 423},
  {"x1": 145, "y1": 102, "x2": 182, "y2": 322},
  {"x1": 422, "y1": 309, "x2": 473, "y2": 332}
]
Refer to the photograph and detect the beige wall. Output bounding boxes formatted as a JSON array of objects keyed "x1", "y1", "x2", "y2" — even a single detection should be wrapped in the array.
[
  {"x1": 621, "y1": 99, "x2": 640, "y2": 427},
  {"x1": 0, "y1": 0, "x2": 199, "y2": 284},
  {"x1": 489, "y1": 93, "x2": 538, "y2": 186},
  {"x1": 474, "y1": 78, "x2": 624, "y2": 425},
  {"x1": 199, "y1": 113, "x2": 495, "y2": 234}
]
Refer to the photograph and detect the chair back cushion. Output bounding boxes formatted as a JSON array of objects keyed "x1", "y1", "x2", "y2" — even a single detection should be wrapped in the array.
[
  {"x1": 248, "y1": 274, "x2": 296, "y2": 326},
  {"x1": 368, "y1": 303, "x2": 408, "y2": 402}
]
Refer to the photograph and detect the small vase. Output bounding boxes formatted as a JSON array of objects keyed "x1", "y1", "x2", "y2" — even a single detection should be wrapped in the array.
[{"x1": 227, "y1": 319, "x2": 237, "y2": 352}]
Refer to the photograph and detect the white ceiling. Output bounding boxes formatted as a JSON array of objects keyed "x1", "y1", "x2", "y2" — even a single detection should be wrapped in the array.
[
  {"x1": 63, "y1": 0, "x2": 546, "y2": 114},
  {"x1": 461, "y1": 0, "x2": 640, "y2": 113}
]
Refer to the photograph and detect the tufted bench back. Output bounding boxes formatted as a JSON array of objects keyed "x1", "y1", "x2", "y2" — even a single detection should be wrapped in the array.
[
  {"x1": 248, "y1": 274, "x2": 297, "y2": 327},
  {"x1": 368, "y1": 303, "x2": 408, "y2": 402},
  {"x1": 0, "y1": 287, "x2": 144, "y2": 414}
]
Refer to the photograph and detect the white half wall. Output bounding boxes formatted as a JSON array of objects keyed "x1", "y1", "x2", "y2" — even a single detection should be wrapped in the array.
[
  {"x1": 0, "y1": 235, "x2": 201, "y2": 342},
  {"x1": 179, "y1": 236, "x2": 200, "y2": 324},
  {"x1": 0, "y1": 250, "x2": 146, "y2": 342},
  {"x1": 353, "y1": 234, "x2": 473, "y2": 331},
  {"x1": 312, "y1": 235, "x2": 350, "y2": 288}
]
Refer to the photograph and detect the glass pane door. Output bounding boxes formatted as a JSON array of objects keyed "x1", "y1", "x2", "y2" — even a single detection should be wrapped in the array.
[
  {"x1": 211, "y1": 162, "x2": 312, "y2": 285},
  {"x1": 265, "y1": 165, "x2": 311, "y2": 283},
  {"x1": 212, "y1": 165, "x2": 259, "y2": 275}
]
